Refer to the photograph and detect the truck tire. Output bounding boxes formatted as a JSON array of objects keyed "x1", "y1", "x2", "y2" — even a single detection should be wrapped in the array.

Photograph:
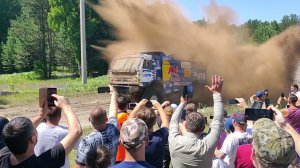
[{"x1": 142, "y1": 83, "x2": 163, "y2": 103}]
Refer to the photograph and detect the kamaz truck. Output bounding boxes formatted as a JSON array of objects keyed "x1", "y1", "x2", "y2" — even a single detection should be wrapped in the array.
[{"x1": 108, "y1": 51, "x2": 207, "y2": 103}]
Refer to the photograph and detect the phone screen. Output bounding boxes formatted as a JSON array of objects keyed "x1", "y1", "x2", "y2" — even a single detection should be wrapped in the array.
[
  {"x1": 128, "y1": 103, "x2": 136, "y2": 110},
  {"x1": 98, "y1": 87, "x2": 110, "y2": 93},
  {"x1": 183, "y1": 86, "x2": 193, "y2": 98},
  {"x1": 228, "y1": 99, "x2": 239, "y2": 104},
  {"x1": 47, "y1": 88, "x2": 57, "y2": 107},
  {"x1": 245, "y1": 108, "x2": 273, "y2": 121}
]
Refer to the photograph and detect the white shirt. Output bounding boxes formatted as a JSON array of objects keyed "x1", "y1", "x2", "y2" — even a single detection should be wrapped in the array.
[
  {"x1": 220, "y1": 131, "x2": 252, "y2": 168},
  {"x1": 295, "y1": 91, "x2": 300, "y2": 99},
  {"x1": 34, "y1": 123, "x2": 70, "y2": 168}
]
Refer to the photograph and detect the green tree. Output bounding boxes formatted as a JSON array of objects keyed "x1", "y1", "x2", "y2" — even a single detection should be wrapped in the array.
[
  {"x1": 0, "y1": 0, "x2": 21, "y2": 73},
  {"x1": 253, "y1": 22, "x2": 278, "y2": 43},
  {"x1": 48, "y1": 0, "x2": 115, "y2": 76},
  {"x1": 280, "y1": 14, "x2": 300, "y2": 31},
  {"x1": 1, "y1": 0, "x2": 54, "y2": 78}
]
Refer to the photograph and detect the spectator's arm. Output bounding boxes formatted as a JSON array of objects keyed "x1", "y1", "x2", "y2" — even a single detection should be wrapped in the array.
[
  {"x1": 128, "y1": 99, "x2": 147, "y2": 119},
  {"x1": 235, "y1": 98, "x2": 248, "y2": 109},
  {"x1": 31, "y1": 101, "x2": 48, "y2": 128},
  {"x1": 52, "y1": 94, "x2": 82, "y2": 156},
  {"x1": 249, "y1": 94, "x2": 256, "y2": 103},
  {"x1": 204, "y1": 76, "x2": 224, "y2": 147},
  {"x1": 269, "y1": 105, "x2": 300, "y2": 155},
  {"x1": 151, "y1": 100, "x2": 169, "y2": 128},
  {"x1": 108, "y1": 85, "x2": 118, "y2": 118},
  {"x1": 282, "y1": 123, "x2": 300, "y2": 155},
  {"x1": 169, "y1": 98, "x2": 185, "y2": 140}
]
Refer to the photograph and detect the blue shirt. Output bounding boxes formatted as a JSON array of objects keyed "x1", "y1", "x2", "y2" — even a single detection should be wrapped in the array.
[
  {"x1": 75, "y1": 117, "x2": 119, "y2": 166},
  {"x1": 145, "y1": 127, "x2": 169, "y2": 168},
  {"x1": 112, "y1": 161, "x2": 156, "y2": 168}
]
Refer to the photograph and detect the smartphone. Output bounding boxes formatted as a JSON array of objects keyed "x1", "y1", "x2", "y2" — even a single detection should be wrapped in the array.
[
  {"x1": 145, "y1": 100, "x2": 153, "y2": 108},
  {"x1": 245, "y1": 108, "x2": 273, "y2": 121},
  {"x1": 264, "y1": 98, "x2": 270, "y2": 108},
  {"x1": 98, "y1": 87, "x2": 110, "y2": 93},
  {"x1": 183, "y1": 85, "x2": 193, "y2": 98},
  {"x1": 128, "y1": 103, "x2": 136, "y2": 110},
  {"x1": 181, "y1": 110, "x2": 187, "y2": 120},
  {"x1": 39, "y1": 88, "x2": 57, "y2": 107},
  {"x1": 228, "y1": 99, "x2": 239, "y2": 104}
]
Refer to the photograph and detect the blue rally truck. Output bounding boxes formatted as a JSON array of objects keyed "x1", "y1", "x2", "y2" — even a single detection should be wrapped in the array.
[{"x1": 108, "y1": 51, "x2": 207, "y2": 103}]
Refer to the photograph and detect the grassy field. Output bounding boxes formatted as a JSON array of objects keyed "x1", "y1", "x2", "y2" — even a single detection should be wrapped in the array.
[{"x1": 0, "y1": 72, "x2": 108, "y2": 106}]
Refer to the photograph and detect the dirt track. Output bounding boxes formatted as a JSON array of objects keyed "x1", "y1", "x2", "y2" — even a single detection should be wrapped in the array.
[{"x1": 0, "y1": 93, "x2": 111, "y2": 128}]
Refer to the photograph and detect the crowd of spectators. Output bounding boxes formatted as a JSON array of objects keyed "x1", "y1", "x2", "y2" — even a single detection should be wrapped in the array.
[{"x1": 0, "y1": 77, "x2": 300, "y2": 168}]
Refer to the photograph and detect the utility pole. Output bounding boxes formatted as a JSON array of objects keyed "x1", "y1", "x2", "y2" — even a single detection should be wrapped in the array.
[{"x1": 80, "y1": 0, "x2": 87, "y2": 84}]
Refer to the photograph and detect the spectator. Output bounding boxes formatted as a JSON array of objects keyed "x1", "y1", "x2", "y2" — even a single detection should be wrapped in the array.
[
  {"x1": 251, "y1": 117, "x2": 297, "y2": 168},
  {"x1": 280, "y1": 94, "x2": 300, "y2": 134},
  {"x1": 0, "y1": 94, "x2": 82, "y2": 168},
  {"x1": 129, "y1": 99, "x2": 169, "y2": 168},
  {"x1": 86, "y1": 145, "x2": 112, "y2": 168},
  {"x1": 34, "y1": 106, "x2": 76, "y2": 168},
  {"x1": 214, "y1": 112, "x2": 252, "y2": 168},
  {"x1": 0, "y1": 117, "x2": 9, "y2": 150},
  {"x1": 112, "y1": 118, "x2": 155, "y2": 168},
  {"x1": 269, "y1": 105, "x2": 300, "y2": 166},
  {"x1": 75, "y1": 86, "x2": 119, "y2": 167},
  {"x1": 250, "y1": 91, "x2": 264, "y2": 109},
  {"x1": 168, "y1": 75, "x2": 224, "y2": 167},
  {"x1": 185, "y1": 103, "x2": 197, "y2": 115},
  {"x1": 162, "y1": 105, "x2": 174, "y2": 168},
  {"x1": 116, "y1": 96, "x2": 130, "y2": 163},
  {"x1": 224, "y1": 115, "x2": 234, "y2": 133},
  {"x1": 235, "y1": 144, "x2": 255, "y2": 168},
  {"x1": 290, "y1": 84, "x2": 300, "y2": 98}
]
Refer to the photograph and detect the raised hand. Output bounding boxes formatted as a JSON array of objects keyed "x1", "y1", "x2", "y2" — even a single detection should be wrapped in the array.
[
  {"x1": 137, "y1": 99, "x2": 148, "y2": 108},
  {"x1": 205, "y1": 75, "x2": 224, "y2": 94},
  {"x1": 51, "y1": 94, "x2": 71, "y2": 109},
  {"x1": 268, "y1": 105, "x2": 286, "y2": 126}
]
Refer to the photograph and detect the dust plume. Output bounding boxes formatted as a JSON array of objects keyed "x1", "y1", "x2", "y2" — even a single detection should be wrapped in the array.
[{"x1": 93, "y1": 0, "x2": 300, "y2": 99}]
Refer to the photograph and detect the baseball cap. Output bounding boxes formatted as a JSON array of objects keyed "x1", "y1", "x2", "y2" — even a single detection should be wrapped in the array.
[
  {"x1": 224, "y1": 115, "x2": 234, "y2": 133},
  {"x1": 120, "y1": 118, "x2": 148, "y2": 149},
  {"x1": 232, "y1": 112, "x2": 246, "y2": 124},
  {"x1": 252, "y1": 118, "x2": 296, "y2": 167},
  {"x1": 256, "y1": 91, "x2": 263, "y2": 98}
]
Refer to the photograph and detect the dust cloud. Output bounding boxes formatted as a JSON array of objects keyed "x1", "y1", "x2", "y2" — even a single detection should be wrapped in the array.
[{"x1": 93, "y1": 0, "x2": 300, "y2": 99}]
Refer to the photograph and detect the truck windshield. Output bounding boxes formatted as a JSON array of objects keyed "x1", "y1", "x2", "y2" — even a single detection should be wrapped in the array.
[{"x1": 111, "y1": 57, "x2": 142, "y2": 71}]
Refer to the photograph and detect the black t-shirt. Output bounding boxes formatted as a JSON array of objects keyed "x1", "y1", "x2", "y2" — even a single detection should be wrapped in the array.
[{"x1": 0, "y1": 143, "x2": 65, "y2": 168}]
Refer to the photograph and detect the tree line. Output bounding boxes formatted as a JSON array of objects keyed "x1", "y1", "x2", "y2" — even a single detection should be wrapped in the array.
[{"x1": 0, "y1": 0, "x2": 299, "y2": 79}]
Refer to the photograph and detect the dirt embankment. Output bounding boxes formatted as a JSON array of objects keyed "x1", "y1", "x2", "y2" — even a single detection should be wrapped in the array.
[{"x1": 0, "y1": 93, "x2": 111, "y2": 128}]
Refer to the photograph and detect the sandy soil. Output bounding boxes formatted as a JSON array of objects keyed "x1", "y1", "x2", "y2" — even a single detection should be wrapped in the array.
[{"x1": 0, "y1": 93, "x2": 111, "y2": 128}]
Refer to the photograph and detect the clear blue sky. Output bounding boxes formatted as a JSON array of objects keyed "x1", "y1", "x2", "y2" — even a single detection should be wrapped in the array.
[{"x1": 175, "y1": 0, "x2": 300, "y2": 24}]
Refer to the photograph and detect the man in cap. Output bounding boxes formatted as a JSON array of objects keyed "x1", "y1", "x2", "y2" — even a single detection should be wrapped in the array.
[
  {"x1": 250, "y1": 91, "x2": 265, "y2": 109},
  {"x1": 215, "y1": 112, "x2": 252, "y2": 168},
  {"x1": 112, "y1": 118, "x2": 155, "y2": 168},
  {"x1": 251, "y1": 117, "x2": 297, "y2": 168}
]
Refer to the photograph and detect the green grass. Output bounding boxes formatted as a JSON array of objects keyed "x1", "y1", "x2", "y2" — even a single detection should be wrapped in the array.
[{"x1": 0, "y1": 72, "x2": 108, "y2": 105}]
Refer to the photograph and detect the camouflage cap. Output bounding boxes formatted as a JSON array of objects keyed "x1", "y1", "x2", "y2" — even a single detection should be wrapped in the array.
[
  {"x1": 252, "y1": 118, "x2": 296, "y2": 167},
  {"x1": 120, "y1": 118, "x2": 148, "y2": 149}
]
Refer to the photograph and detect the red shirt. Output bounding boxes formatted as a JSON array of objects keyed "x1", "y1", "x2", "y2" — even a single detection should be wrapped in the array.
[{"x1": 235, "y1": 144, "x2": 255, "y2": 168}]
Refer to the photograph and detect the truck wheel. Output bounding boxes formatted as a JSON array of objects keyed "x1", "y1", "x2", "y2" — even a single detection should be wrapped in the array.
[{"x1": 142, "y1": 83, "x2": 163, "y2": 103}]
